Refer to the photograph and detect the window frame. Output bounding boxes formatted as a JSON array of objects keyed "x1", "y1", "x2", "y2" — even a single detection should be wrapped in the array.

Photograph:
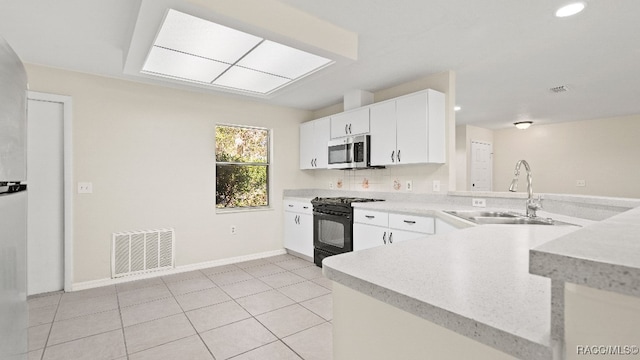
[{"x1": 214, "y1": 123, "x2": 272, "y2": 212}]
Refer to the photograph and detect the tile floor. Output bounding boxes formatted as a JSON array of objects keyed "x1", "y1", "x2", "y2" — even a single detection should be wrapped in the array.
[{"x1": 27, "y1": 254, "x2": 333, "y2": 360}]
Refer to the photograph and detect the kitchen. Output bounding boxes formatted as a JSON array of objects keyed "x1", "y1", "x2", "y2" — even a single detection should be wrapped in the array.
[{"x1": 1, "y1": 1, "x2": 640, "y2": 360}]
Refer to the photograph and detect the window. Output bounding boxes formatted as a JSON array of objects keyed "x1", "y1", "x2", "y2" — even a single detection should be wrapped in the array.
[{"x1": 215, "y1": 125, "x2": 270, "y2": 209}]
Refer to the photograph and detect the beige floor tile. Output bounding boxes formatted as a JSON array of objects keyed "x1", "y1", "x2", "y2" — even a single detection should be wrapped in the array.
[
  {"x1": 117, "y1": 284, "x2": 172, "y2": 307},
  {"x1": 235, "y1": 289, "x2": 295, "y2": 316},
  {"x1": 300, "y1": 294, "x2": 333, "y2": 321},
  {"x1": 231, "y1": 340, "x2": 302, "y2": 360},
  {"x1": 207, "y1": 269, "x2": 253, "y2": 286},
  {"x1": 28, "y1": 349, "x2": 43, "y2": 360},
  {"x1": 120, "y1": 297, "x2": 183, "y2": 327},
  {"x1": 267, "y1": 254, "x2": 299, "y2": 263},
  {"x1": 28, "y1": 323, "x2": 51, "y2": 351},
  {"x1": 311, "y1": 276, "x2": 333, "y2": 290},
  {"x1": 60, "y1": 286, "x2": 116, "y2": 303},
  {"x1": 161, "y1": 270, "x2": 206, "y2": 284},
  {"x1": 283, "y1": 322, "x2": 333, "y2": 360},
  {"x1": 48, "y1": 309, "x2": 122, "y2": 346},
  {"x1": 28, "y1": 304, "x2": 57, "y2": 327},
  {"x1": 219, "y1": 279, "x2": 272, "y2": 299},
  {"x1": 185, "y1": 300, "x2": 251, "y2": 333},
  {"x1": 291, "y1": 266, "x2": 323, "y2": 280},
  {"x1": 128, "y1": 335, "x2": 213, "y2": 360},
  {"x1": 28, "y1": 293, "x2": 62, "y2": 310},
  {"x1": 277, "y1": 281, "x2": 331, "y2": 303},
  {"x1": 200, "y1": 318, "x2": 276, "y2": 360},
  {"x1": 243, "y1": 263, "x2": 287, "y2": 278},
  {"x1": 116, "y1": 277, "x2": 165, "y2": 293},
  {"x1": 165, "y1": 277, "x2": 216, "y2": 296},
  {"x1": 42, "y1": 329, "x2": 126, "y2": 360},
  {"x1": 174, "y1": 287, "x2": 231, "y2": 312},
  {"x1": 255, "y1": 304, "x2": 325, "y2": 338},
  {"x1": 124, "y1": 313, "x2": 196, "y2": 354},
  {"x1": 55, "y1": 294, "x2": 118, "y2": 321},
  {"x1": 274, "y1": 258, "x2": 314, "y2": 271},
  {"x1": 259, "y1": 271, "x2": 306, "y2": 289}
]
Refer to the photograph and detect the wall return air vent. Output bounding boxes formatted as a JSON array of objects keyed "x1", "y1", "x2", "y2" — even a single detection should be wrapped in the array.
[
  {"x1": 141, "y1": 9, "x2": 334, "y2": 95},
  {"x1": 112, "y1": 228, "x2": 175, "y2": 278}
]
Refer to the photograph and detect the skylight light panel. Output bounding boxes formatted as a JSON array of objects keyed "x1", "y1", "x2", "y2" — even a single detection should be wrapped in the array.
[
  {"x1": 213, "y1": 66, "x2": 290, "y2": 94},
  {"x1": 142, "y1": 46, "x2": 230, "y2": 83},
  {"x1": 154, "y1": 9, "x2": 263, "y2": 64},
  {"x1": 236, "y1": 40, "x2": 333, "y2": 79}
]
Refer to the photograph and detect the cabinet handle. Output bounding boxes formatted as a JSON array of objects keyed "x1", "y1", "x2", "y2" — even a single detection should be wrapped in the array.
[
  {"x1": 389, "y1": 232, "x2": 393, "y2": 244},
  {"x1": 345, "y1": 124, "x2": 348, "y2": 134},
  {"x1": 348, "y1": 123, "x2": 352, "y2": 133},
  {"x1": 303, "y1": 206, "x2": 309, "y2": 209},
  {"x1": 288, "y1": 204, "x2": 294, "y2": 207},
  {"x1": 391, "y1": 150, "x2": 395, "y2": 163},
  {"x1": 365, "y1": 215, "x2": 375, "y2": 219},
  {"x1": 383, "y1": 231, "x2": 387, "y2": 244},
  {"x1": 314, "y1": 158, "x2": 317, "y2": 167},
  {"x1": 404, "y1": 220, "x2": 416, "y2": 224},
  {"x1": 397, "y1": 150, "x2": 401, "y2": 162},
  {"x1": 311, "y1": 159, "x2": 314, "y2": 167}
]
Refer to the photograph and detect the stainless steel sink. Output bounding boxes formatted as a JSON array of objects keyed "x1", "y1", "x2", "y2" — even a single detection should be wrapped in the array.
[{"x1": 443, "y1": 210, "x2": 578, "y2": 226}]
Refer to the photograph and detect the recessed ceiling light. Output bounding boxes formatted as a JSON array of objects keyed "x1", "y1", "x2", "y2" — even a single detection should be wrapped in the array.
[
  {"x1": 141, "y1": 9, "x2": 334, "y2": 95},
  {"x1": 454, "y1": 106, "x2": 461, "y2": 111},
  {"x1": 555, "y1": 2, "x2": 586, "y2": 18},
  {"x1": 514, "y1": 121, "x2": 533, "y2": 130}
]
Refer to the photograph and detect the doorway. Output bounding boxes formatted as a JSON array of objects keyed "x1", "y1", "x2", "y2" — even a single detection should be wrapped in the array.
[
  {"x1": 26, "y1": 92, "x2": 72, "y2": 295},
  {"x1": 470, "y1": 140, "x2": 492, "y2": 191}
]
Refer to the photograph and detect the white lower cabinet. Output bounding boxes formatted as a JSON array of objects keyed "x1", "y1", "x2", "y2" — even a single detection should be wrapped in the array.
[
  {"x1": 283, "y1": 200, "x2": 313, "y2": 258},
  {"x1": 353, "y1": 209, "x2": 435, "y2": 251}
]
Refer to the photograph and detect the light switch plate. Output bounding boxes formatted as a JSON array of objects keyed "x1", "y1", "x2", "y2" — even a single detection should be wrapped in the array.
[
  {"x1": 78, "y1": 182, "x2": 93, "y2": 194},
  {"x1": 433, "y1": 180, "x2": 441, "y2": 192},
  {"x1": 406, "y1": 180, "x2": 413, "y2": 191},
  {"x1": 576, "y1": 180, "x2": 586, "y2": 187}
]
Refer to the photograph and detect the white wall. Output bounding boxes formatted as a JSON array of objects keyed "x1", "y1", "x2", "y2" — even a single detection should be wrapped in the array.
[
  {"x1": 25, "y1": 64, "x2": 313, "y2": 283},
  {"x1": 307, "y1": 71, "x2": 457, "y2": 194},
  {"x1": 493, "y1": 115, "x2": 640, "y2": 198}
]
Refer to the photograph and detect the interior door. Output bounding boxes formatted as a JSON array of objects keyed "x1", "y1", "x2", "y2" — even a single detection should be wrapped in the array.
[
  {"x1": 470, "y1": 140, "x2": 493, "y2": 191},
  {"x1": 27, "y1": 97, "x2": 64, "y2": 295}
]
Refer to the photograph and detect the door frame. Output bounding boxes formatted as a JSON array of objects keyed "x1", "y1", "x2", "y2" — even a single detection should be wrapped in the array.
[{"x1": 27, "y1": 91, "x2": 73, "y2": 292}]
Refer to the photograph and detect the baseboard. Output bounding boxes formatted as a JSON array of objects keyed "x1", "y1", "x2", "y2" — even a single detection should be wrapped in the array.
[{"x1": 70, "y1": 248, "x2": 287, "y2": 292}]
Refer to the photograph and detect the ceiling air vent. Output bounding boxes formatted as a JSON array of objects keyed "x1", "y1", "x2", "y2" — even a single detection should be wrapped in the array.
[{"x1": 549, "y1": 85, "x2": 569, "y2": 93}]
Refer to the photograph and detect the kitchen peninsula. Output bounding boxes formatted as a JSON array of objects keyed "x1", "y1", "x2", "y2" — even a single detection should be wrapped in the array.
[{"x1": 285, "y1": 190, "x2": 640, "y2": 360}]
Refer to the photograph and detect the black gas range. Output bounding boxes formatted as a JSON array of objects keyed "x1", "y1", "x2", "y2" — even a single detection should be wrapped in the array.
[{"x1": 311, "y1": 196, "x2": 384, "y2": 267}]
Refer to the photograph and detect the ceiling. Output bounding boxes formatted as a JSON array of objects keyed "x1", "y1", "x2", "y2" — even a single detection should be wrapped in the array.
[{"x1": 1, "y1": 0, "x2": 639, "y2": 129}]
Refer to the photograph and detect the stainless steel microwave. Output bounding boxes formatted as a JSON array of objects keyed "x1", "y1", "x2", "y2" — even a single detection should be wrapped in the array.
[{"x1": 327, "y1": 135, "x2": 371, "y2": 169}]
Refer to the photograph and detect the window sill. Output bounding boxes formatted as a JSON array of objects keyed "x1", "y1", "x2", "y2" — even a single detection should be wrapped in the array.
[{"x1": 215, "y1": 206, "x2": 274, "y2": 215}]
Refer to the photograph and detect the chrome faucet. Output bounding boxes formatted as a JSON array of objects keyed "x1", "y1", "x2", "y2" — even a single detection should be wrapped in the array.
[{"x1": 508, "y1": 160, "x2": 542, "y2": 217}]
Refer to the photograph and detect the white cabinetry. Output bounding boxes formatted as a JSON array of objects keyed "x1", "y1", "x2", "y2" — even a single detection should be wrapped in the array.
[
  {"x1": 300, "y1": 117, "x2": 330, "y2": 169},
  {"x1": 283, "y1": 200, "x2": 313, "y2": 258},
  {"x1": 353, "y1": 209, "x2": 434, "y2": 251},
  {"x1": 370, "y1": 89, "x2": 445, "y2": 166},
  {"x1": 330, "y1": 107, "x2": 369, "y2": 138}
]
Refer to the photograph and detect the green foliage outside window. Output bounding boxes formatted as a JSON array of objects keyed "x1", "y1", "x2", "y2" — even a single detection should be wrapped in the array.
[{"x1": 215, "y1": 125, "x2": 269, "y2": 209}]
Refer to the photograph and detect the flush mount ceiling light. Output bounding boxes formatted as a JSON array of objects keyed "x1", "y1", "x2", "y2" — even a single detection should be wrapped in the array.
[
  {"x1": 514, "y1": 121, "x2": 533, "y2": 130},
  {"x1": 141, "y1": 9, "x2": 334, "y2": 95},
  {"x1": 555, "y1": 2, "x2": 586, "y2": 17}
]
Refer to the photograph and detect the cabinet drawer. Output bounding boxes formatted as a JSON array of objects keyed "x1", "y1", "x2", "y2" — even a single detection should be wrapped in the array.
[
  {"x1": 354, "y1": 209, "x2": 388, "y2": 227},
  {"x1": 283, "y1": 200, "x2": 312, "y2": 215},
  {"x1": 389, "y1": 213, "x2": 434, "y2": 234}
]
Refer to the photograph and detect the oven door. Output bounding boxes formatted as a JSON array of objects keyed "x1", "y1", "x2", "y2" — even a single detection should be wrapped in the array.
[
  {"x1": 313, "y1": 211, "x2": 352, "y2": 254},
  {"x1": 327, "y1": 138, "x2": 355, "y2": 169}
]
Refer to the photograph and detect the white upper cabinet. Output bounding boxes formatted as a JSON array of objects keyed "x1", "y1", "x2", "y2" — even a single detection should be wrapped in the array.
[
  {"x1": 330, "y1": 107, "x2": 369, "y2": 138},
  {"x1": 300, "y1": 117, "x2": 330, "y2": 169},
  {"x1": 369, "y1": 89, "x2": 445, "y2": 166}
]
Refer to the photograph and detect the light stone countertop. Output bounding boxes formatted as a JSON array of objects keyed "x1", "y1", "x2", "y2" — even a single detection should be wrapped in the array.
[{"x1": 322, "y1": 200, "x2": 596, "y2": 360}]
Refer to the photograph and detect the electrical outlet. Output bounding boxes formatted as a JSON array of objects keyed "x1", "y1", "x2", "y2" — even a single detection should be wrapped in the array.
[
  {"x1": 576, "y1": 180, "x2": 586, "y2": 187},
  {"x1": 406, "y1": 180, "x2": 413, "y2": 191},
  {"x1": 472, "y1": 198, "x2": 487, "y2": 207},
  {"x1": 77, "y1": 182, "x2": 93, "y2": 194},
  {"x1": 329, "y1": 182, "x2": 334, "y2": 189},
  {"x1": 230, "y1": 225, "x2": 237, "y2": 235},
  {"x1": 433, "y1": 180, "x2": 441, "y2": 192}
]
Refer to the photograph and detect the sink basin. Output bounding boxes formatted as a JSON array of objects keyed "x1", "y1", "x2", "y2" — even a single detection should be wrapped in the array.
[{"x1": 443, "y1": 210, "x2": 578, "y2": 226}]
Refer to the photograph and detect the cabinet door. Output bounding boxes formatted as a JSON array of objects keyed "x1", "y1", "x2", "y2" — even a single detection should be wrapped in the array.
[
  {"x1": 369, "y1": 101, "x2": 397, "y2": 166},
  {"x1": 297, "y1": 213, "x2": 314, "y2": 258},
  {"x1": 330, "y1": 108, "x2": 370, "y2": 138},
  {"x1": 313, "y1": 117, "x2": 331, "y2": 168},
  {"x1": 388, "y1": 229, "x2": 429, "y2": 244},
  {"x1": 284, "y1": 211, "x2": 300, "y2": 250},
  {"x1": 299, "y1": 121, "x2": 316, "y2": 169},
  {"x1": 396, "y1": 92, "x2": 428, "y2": 165},
  {"x1": 353, "y1": 223, "x2": 387, "y2": 251}
]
